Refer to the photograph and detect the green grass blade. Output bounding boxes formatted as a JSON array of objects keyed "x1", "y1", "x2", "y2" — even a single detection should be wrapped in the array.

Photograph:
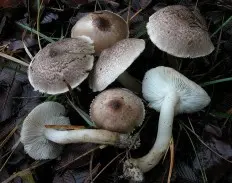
[
  {"x1": 201, "y1": 77, "x2": 232, "y2": 86},
  {"x1": 16, "y1": 22, "x2": 55, "y2": 43},
  {"x1": 67, "y1": 98, "x2": 95, "y2": 127},
  {"x1": 211, "y1": 15, "x2": 232, "y2": 37}
]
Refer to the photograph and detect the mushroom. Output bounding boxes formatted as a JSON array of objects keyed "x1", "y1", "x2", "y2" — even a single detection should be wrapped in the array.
[
  {"x1": 90, "y1": 88, "x2": 145, "y2": 133},
  {"x1": 123, "y1": 66, "x2": 211, "y2": 181},
  {"x1": 71, "y1": 10, "x2": 129, "y2": 55},
  {"x1": 28, "y1": 36, "x2": 94, "y2": 95},
  {"x1": 146, "y1": 5, "x2": 214, "y2": 58},
  {"x1": 21, "y1": 101, "x2": 140, "y2": 160},
  {"x1": 89, "y1": 38, "x2": 145, "y2": 93}
]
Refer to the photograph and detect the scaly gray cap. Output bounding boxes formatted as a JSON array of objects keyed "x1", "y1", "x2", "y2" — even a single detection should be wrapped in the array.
[
  {"x1": 90, "y1": 88, "x2": 145, "y2": 133},
  {"x1": 20, "y1": 101, "x2": 70, "y2": 160},
  {"x1": 146, "y1": 5, "x2": 214, "y2": 58},
  {"x1": 28, "y1": 36, "x2": 94, "y2": 94},
  {"x1": 142, "y1": 66, "x2": 211, "y2": 114},
  {"x1": 89, "y1": 38, "x2": 145, "y2": 92}
]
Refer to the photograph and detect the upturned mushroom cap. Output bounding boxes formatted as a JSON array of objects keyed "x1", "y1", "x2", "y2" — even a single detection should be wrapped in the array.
[
  {"x1": 142, "y1": 66, "x2": 211, "y2": 114},
  {"x1": 146, "y1": 5, "x2": 214, "y2": 58},
  {"x1": 89, "y1": 38, "x2": 145, "y2": 92},
  {"x1": 71, "y1": 10, "x2": 129, "y2": 55},
  {"x1": 20, "y1": 101, "x2": 70, "y2": 160},
  {"x1": 28, "y1": 36, "x2": 94, "y2": 94},
  {"x1": 90, "y1": 88, "x2": 145, "y2": 133}
]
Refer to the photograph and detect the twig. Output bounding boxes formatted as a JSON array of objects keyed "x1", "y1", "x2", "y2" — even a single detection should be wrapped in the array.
[
  {"x1": 167, "y1": 138, "x2": 174, "y2": 183},
  {"x1": 92, "y1": 151, "x2": 125, "y2": 182},
  {"x1": 56, "y1": 145, "x2": 106, "y2": 171},
  {"x1": 130, "y1": 8, "x2": 143, "y2": 21},
  {"x1": 181, "y1": 124, "x2": 208, "y2": 183},
  {"x1": 0, "y1": 52, "x2": 29, "y2": 67},
  {"x1": 37, "y1": 0, "x2": 43, "y2": 50},
  {"x1": 181, "y1": 122, "x2": 232, "y2": 164},
  {"x1": 1, "y1": 161, "x2": 49, "y2": 183},
  {"x1": 22, "y1": 41, "x2": 33, "y2": 59},
  {"x1": 44, "y1": 125, "x2": 85, "y2": 130}
]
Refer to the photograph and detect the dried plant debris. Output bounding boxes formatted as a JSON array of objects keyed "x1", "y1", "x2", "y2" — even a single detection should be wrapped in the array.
[
  {"x1": 53, "y1": 170, "x2": 76, "y2": 183},
  {"x1": 175, "y1": 161, "x2": 199, "y2": 183},
  {"x1": 54, "y1": 143, "x2": 99, "y2": 171},
  {"x1": 192, "y1": 125, "x2": 232, "y2": 182},
  {"x1": 0, "y1": 68, "x2": 23, "y2": 122}
]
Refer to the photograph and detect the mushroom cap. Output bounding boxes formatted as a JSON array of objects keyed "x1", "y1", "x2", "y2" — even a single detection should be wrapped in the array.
[
  {"x1": 89, "y1": 38, "x2": 145, "y2": 92},
  {"x1": 90, "y1": 88, "x2": 145, "y2": 133},
  {"x1": 20, "y1": 101, "x2": 70, "y2": 160},
  {"x1": 146, "y1": 5, "x2": 214, "y2": 58},
  {"x1": 142, "y1": 66, "x2": 211, "y2": 114},
  {"x1": 28, "y1": 36, "x2": 94, "y2": 94},
  {"x1": 71, "y1": 10, "x2": 129, "y2": 55}
]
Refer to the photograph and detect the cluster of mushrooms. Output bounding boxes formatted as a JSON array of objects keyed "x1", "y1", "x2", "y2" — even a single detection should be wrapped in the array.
[{"x1": 20, "y1": 5, "x2": 214, "y2": 182}]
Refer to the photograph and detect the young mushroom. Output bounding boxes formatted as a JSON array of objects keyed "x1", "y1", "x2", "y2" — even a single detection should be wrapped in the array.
[
  {"x1": 146, "y1": 5, "x2": 214, "y2": 58},
  {"x1": 21, "y1": 101, "x2": 142, "y2": 160},
  {"x1": 89, "y1": 38, "x2": 145, "y2": 93},
  {"x1": 71, "y1": 10, "x2": 129, "y2": 55},
  {"x1": 28, "y1": 36, "x2": 94, "y2": 94},
  {"x1": 123, "y1": 66, "x2": 211, "y2": 181},
  {"x1": 90, "y1": 88, "x2": 145, "y2": 133}
]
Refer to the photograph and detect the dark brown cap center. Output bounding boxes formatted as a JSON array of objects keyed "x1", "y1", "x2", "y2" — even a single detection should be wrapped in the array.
[
  {"x1": 92, "y1": 16, "x2": 111, "y2": 32},
  {"x1": 108, "y1": 99, "x2": 123, "y2": 111}
]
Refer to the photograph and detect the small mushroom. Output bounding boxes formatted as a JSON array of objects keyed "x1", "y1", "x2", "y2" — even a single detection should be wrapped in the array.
[
  {"x1": 28, "y1": 36, "x2": 94, "y2": 94},
  {"x1": 71, "y1": 10, "x2": 129, "y2": 55},
  {"x1": 123, "y1": 66, "x2": 211, "y2": 181},
  {"x1": 21, "y1": 101, "x2": 139, "y2": 160},
  {"x1": 90, "y1": 88, "x2": 145, "y2": 133},
  {"x1": 89, "y1": 38, "x2": 145, "y2": 93},
  {"x1": 146, "y1": 5, "x2": 214, "y2": 58},
  {"x1": 20, "y1": 101, "x2": 69, "y2": 160}
]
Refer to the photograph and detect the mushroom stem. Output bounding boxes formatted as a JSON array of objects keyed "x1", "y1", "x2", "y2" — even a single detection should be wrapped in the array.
[
  {"x1": 117, "y1": 71, "x2": 141, "y2": 93},
  {"x1": 44, "y1": 128, "x2": 138, "y2": 148},
  {"x1": 124, "y1": 92, "x2": 179, "y2": 180}
]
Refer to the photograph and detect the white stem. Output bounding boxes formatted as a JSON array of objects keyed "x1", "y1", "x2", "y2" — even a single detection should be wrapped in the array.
[
  {"x1": 44, "y1": 128, "x2": 134, "y2": 148},
  {"x1": 117, "y1": 71, "x2": 141, "y2": 93},
  {"x1": 126, "y1": 92, "x2": 179, "y2": 173}
]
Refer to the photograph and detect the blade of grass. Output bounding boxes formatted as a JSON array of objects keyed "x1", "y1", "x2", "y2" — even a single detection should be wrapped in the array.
[
  {"x1": 134, "y1": 22, "x2": 147, "y2": 38},
  {"x1": 37, "y1": 0, "x2": 42, "y2": 50},
  {"x1": 209, "y1": 112, "x2": 232, "y2": 119},
  {"x1": 201, "y1": 77, "x2": 232, "y2": 86},
  {"x1": 67, "y1": 97, "x2": 95, "y2": 127},
  {"x1": 0, "y1": 52, "x2": 29, "y2": 67},
  {"x1": 211, "y1": 15, "x2": 232, "y2": 37},
  {"x1": 16, "y1": 22, "x2": 55, "y2": 43}
]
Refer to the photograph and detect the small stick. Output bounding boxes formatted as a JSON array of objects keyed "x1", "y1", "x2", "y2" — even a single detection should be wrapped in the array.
[
  {"x1": 167, "y1": 138, "x2": 174, "y2": 183},
  {"x1": 45, "y1": 125, "x2": 85, "y2": 130},
  {"x1": 130, "y1": 8, "x2": 143, "y2": 21}
]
